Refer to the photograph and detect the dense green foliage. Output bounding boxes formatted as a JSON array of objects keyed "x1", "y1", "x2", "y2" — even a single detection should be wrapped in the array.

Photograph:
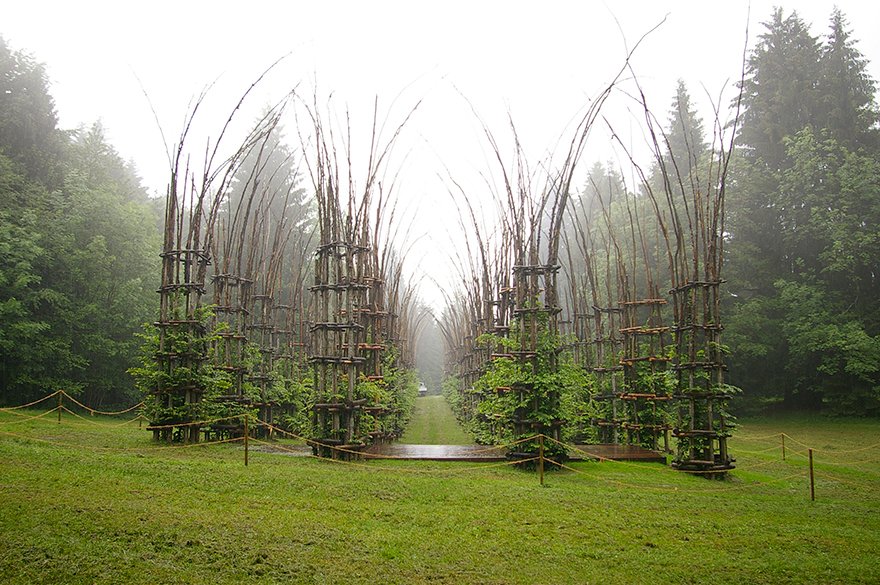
[
  {"x1": 128, "y1": 308, "x2": 260, "y2": 427},
  {"x1": 445, "y1": 313, "x2": 597, "y2": 458},
  {"x1": 2, "y1": 411, "x2": 878, "y2": 583},
  {"x1": 4, "y1": 5, "x2": 880, "y2": 420},
  {"x1": 725, "y1": 8, "x2": 880, "y2": 415},
  {"x1": 565, "y1": 8, "x2": 880, "y2": 418},
  {"x1": 0, "y1": 37, "x2": 161, "y2": 408},
  {"x1": 356, "y1": 346, "x2": 420, "y2": 441},
  {"x1": 470, "y1": 325, "x2": 595, "y2": 451}
]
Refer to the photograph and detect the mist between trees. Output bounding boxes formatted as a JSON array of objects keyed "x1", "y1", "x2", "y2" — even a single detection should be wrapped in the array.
[{"x1": 1, "y1": 5, "x2": 878, "y2": 420}]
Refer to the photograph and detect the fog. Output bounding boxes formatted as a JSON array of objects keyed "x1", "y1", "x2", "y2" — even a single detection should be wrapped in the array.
[{"x1": 5, "y1": 0, "x2": 879, "y2": 308}]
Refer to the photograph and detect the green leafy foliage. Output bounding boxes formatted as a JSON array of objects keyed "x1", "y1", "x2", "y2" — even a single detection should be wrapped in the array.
[
  {"x1": 0, "y1": 37, "x2": 62, "y2": 185},
  {"x1": 355, "y1": 345, "x2": 419, "y2": 443},
  {"x1": 459, "y1": 316, "x2": 598, "y2": 460},
  {"x1": 0, "y1": 36, "x2": 161, "y2": 408},
  {"x1": 129, "y1": 306, "x2": 255, "y2": 426},
  {"x1": 725, "y1": 8, "x2": 880, "y2": 416},
  {"x1": 271, "y1": 361, "x2": 312, "y2": 436}
]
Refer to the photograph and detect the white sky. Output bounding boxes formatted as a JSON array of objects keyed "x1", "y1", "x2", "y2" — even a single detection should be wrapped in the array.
[{"x1": 5, "y1": 0, "x2": 880, "y2": 309}]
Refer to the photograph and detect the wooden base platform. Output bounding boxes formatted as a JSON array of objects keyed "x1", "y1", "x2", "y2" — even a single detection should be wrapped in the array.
[
  {"x1": 363, "y1": 443, "x2": 667, "y2": 464},
  {"x1": 571, "y1": 444, "x2": 667, "y2": 464},
  {"x1": 255, "y1": 443, "x2": 667, "y2": 464},
  {"x1": 364, "y1": 444, "x2": 506, "y2": 462}
]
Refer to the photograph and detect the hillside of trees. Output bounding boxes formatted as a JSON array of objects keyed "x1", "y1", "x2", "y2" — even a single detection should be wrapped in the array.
[
  {"x1": 570, "y1": 7, "x2": 879, "y2": 417},
  {"x1": 725, "y1": 8, "x2": 880, "y2": 415},
  {"x1": 0, "y1": 36, "x2": 162, "y2": 408},
  {"x1": 1, "y1": 6, "x2": 878, "y2": 415}
]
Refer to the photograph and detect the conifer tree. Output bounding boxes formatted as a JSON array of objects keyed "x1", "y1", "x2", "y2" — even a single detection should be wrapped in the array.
[{"x1": 817, "y1": 8, "x2": 878, "y2": 150}]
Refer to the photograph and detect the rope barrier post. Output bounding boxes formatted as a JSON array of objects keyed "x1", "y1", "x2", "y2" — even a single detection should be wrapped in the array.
[
  {"x1": 809, "y1": 448, "x2": 815, "y2": 501},
  {"x1": 57, "y1": 392, "x2": 62, "y2": 424},
  {"x1": 781, "y1": 434, "x2": 786, "y2": 461},
  {"x1": 243, "y1": 413, "x2": 249, "y2": 467},
  {"x1": 538, "y1": 434, "x2": 545, "y2": 487}
]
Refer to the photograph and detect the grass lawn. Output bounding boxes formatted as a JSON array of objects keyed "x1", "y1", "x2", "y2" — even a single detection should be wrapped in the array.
[
  {"x1": 1, "y1": 405, "x2": 878, "y2": 584},
  {"x1": 399, "y1": 396, "x2": 472, "y2": 445}
]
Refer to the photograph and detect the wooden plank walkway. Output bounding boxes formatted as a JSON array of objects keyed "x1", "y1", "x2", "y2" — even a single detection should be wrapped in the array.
[
  {"x1": 570, "y1": 444, "x2": 667, "y2": 464},
  {"x1": 363, "y1": 443, "x2": 666, "y2": 464},
  {"x1": 256, "y1": 442, "x2": 666, "y2": 464}
]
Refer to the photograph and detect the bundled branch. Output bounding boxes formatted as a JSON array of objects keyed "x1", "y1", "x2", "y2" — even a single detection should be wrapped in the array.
[
  {"x1": 559, "y1": 75, "x2": 739, "y2": 473},
  {"x1": 442, "y1": 68, "x2": 624, "y2": 461},
  {"x1": 444, "y1": 37, "x2": 738, "y2": 475},
  {"x1": 211, "y1": 100, "x2": 314, "y2": 437},
  {"x1": 142, "y1": 75, "x2": 295, "y2": 442},
  {"x1": 298, "y1": 94, "x2": 421, "y2": 458}
]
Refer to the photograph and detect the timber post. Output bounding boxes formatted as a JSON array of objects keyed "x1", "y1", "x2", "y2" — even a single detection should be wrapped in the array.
[
  {"x1": 244, "y1": 413, "x2": 249, "y2": 467},
  {"x1": 539, "y1": 434, "x2": 545, "y2": 486},
  {"x1": 809, "y1": 448, "x2": 815, "y2": 501}
]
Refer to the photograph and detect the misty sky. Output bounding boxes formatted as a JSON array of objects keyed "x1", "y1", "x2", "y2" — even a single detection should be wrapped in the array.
[{"x1": 5, "y1": 0, "x2": 880, "y2": 308}]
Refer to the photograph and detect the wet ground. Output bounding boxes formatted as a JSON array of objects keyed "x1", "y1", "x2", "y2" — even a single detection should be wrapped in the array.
[
  {"x1": 364, "y1": 442, "x2": 666, "y2": 463},
  {"x1": 255, "y1": 441, "x2": 665, "y2": 463}
]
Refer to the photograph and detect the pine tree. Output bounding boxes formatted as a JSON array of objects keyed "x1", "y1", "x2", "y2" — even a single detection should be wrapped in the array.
[
  {"x1": 0, "y1": 37, "x2": 62, "y2": 185},
  {"x1": 738, "y1": 9, "x2": 822, "y2": 170},
  {"x1": 663, "y1": 80, "x2": 708, "y2": 182},
  {"x1": 725, "y1": 8, "x2": 880, "y2": 414},
  {"x1": 817, "y1": 8, "x2": 878, "y2": 150}
]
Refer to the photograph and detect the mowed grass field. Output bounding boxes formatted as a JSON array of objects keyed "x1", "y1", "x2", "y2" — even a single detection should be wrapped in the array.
[
  {"x1": 400, "y1": 395, "x2": 472, "y2": 444},
  {"x1": 1, "y1": 400, "x2": 878, "y2": 584}
]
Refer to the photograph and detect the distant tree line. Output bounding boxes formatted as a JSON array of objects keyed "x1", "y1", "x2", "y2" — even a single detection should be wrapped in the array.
[
  {"x1": 725, "y1": 8, "x2": 880, "y2": 415},
  {"x1": 0, "y1": 36, "x2": 162, "y2": 407},
  {"x1": 2, "y1": 6, "x2": 879, "y2": 416},
  {"x1": 575, "y1": 7, "x2": 880, "y2": 416}
]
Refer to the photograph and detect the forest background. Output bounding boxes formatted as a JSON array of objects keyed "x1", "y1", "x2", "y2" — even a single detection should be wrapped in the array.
[{"x1": 1, "y1": 6, "x2": 878, "y2": 417}]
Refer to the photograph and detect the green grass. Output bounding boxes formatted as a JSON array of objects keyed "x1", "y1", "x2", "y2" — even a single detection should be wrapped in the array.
[
  {"x1": 1, "y1": 407, "x2": 878, "y2": 584},
  {"x1": 399, "y1": 396, "x2": 472, "y2": 445}
]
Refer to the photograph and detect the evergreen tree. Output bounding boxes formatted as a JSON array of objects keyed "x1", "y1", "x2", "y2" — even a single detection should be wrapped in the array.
[
  {"x1": 223, "y1": 118, "x2": 311, "y2": 288},
  {"x1": 725, "y1": 9, "x2": 880, "y2": 414},
  {"x1": 0, "y1": 37, "x2": 162, "y2": 406},
  {"x1": 663, "y1": 79, "x2": 708, "y2": 182},
  {"x1": 817, "y1": 8, "x2": 878, "y2": 150},
  {"x1": 738, "y1": 9, "x2": 822, "y2": 169},
  {"x1": 583, "y1": 161, "x2": 626, "y2": 216},
  {"x1": 0, "y1": 37, "x2": 62, "y2": 185},
  {"x1": 727, "y1": 9, "x2": 825, "y2": 298}
]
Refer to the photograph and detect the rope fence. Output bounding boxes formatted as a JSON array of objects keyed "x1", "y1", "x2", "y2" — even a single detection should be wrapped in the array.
[
  {"x1": 0, "y1": 390, "x2": 62, "y2": 411},
  {"x1": 0, "y1": 407, "x2": 62, "y2": 425},
  {"x1": 0, "y1": 392, "x2": 877, "y2": 499},
  {"x1": 58, "y1": 406, "x2": 147, "y2": 428},
  {"x1": 60, "y1": 392, "x2": 144, "y2": 416}
]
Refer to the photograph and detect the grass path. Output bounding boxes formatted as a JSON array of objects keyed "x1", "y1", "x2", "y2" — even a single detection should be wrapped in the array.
[{"x1": 399, "y1": 396, "x2": 471, "y2": 445}]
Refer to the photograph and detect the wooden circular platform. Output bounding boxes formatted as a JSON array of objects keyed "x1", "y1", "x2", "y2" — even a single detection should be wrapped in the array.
[
  {"x1": 363, "y1": 443, "x2": 667, "y2": 464},
  {"x1": 255, "y1": 443, "x2": 667, "y2": 464}
]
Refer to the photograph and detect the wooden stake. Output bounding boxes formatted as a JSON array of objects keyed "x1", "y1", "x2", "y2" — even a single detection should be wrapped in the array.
[
  {"x1": 57, "y1": 392, "x2": 62, "y2": 424},
  {"x1": 809, "y1": 448, "x2": 815, "y2": 501},
  {"x1": 538, "y1": 434, "x2": 545, "y2": 487},
  {"x1": 781, "y1": 434, "x2": 786, "y2": 461},
  {"x1": 244, "y1": 414, "x2": 249, "y2": 467}
]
